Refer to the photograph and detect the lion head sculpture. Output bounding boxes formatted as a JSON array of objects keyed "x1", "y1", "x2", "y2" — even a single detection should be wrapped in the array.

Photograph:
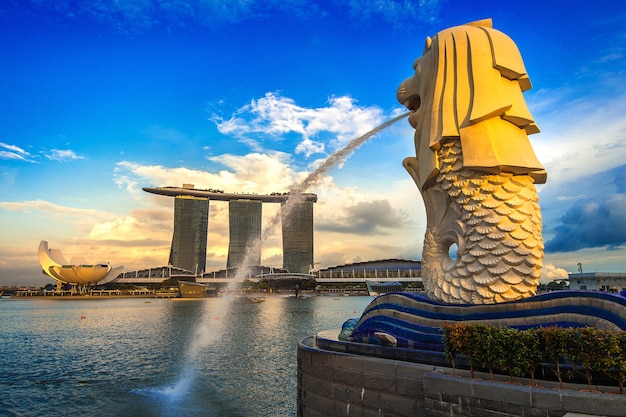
[
  {"x1": 397, "y1": 19, "x2": 546, "y2": 304},
  {"x1": 397, "y1": 18, "x2": 546, "y2": 190}
]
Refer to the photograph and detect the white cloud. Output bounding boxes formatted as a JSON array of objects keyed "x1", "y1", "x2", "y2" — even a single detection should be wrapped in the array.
[
  {"x1": 130, "y1": 94, "x2": 416, "y2": 268},
  {"x1": 0, "y1": 199, "x2": 111, "y2": 221},
  {"x1": 46, "y1": 149, "x2": 85, "y2": 162},
  {"x1": 210, "y1": 93, "x2": 386, "y2": 156},
  {"x1": 116, "y1": 151, "x2": 303, "y2": 195},
  {"x1": 0, "y1": 91, "x2": 420, "y2": 281},
  {"x1": 0, "y1": 142, "x2": 28, "y2": 155},
  {"x1": 540, "y1": 264, "x2": 569, "y2": 283},
  {"x1": 295, "y1": 138, "x2": 325, "y2": 158},
  {"x1": 0, "y1": 142, "x2": 37, "y2": 163},
  {"x1": 113, "y1": 133, "x2": 422, "y2": 269},
  {"x1": 531, "y1": 92, "x2": 626, "y2": 188}
]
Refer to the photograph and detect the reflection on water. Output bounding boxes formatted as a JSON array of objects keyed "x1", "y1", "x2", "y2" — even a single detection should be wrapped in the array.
[{"x1": 0, "y1": 295, "x2": 372, "y2": 417}]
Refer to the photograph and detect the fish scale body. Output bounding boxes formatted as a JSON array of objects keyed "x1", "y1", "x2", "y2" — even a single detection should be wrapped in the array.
[{"x1": 422, "y1": 140, "x2": 543, "y2": 304}]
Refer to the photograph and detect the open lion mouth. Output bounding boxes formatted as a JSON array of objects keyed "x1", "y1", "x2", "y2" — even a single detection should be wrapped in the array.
[
  {"x1": 403, "y1": 94, "x2": 421, "y2": 112},
  {"x1": 397, "y1": 81, "x2": 421, "y2": 128},
  {"x1": 402, "y1": 94, "x2": 421, "y2": 128}
]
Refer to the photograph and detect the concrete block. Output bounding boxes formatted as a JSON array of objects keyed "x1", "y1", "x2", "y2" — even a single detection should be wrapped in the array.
[
  {"x1": 316, "y1": 379, "x2": 338, "y2": 398},
  {"x1": 333, "y1": 399, "x2": 355, "y2": 417},
  {"x1": 344, "y1": 385, "x2": 365, "y2": 405},
  {"x1": 312, "y1": 370, "x2": 330, "y2": 388},
  {"x1": 333, "y1": 366, "x2": 363, "y2": 386},
  {"x1": 463, "y1": 408, "x2": 508, "y2": 417},
  {"x1": 362, "y1": 371, "x2": 397, "y2": 393},
  {"x1": 423, "y1": 396, "x2": 436, "y2": 410},
  {"x1": 470, "y1": 379, "x2": 532, "y2": 407},
  {"x1": 360, "y1": 356, "x2": 398, "y2": 375},
  {"x1": 303, "y1": 390, "x2": 335, "y2": 416},
  {"x1": 530, "y1": 387, "x2": 564, "y2": 411},
  {"x1": 559, "y1": 390, "x2": 626, "y2": 416},
  {"x1": 563, "y1": 414, "x2": 605, "y2": 417},
  {"x1": 395, "y1": 361, "x2": 431, "y2": 378},
  {"x1": 379, "y1": 391, "x2": 415, "y2": 417},
  {"x1": 440, "y1": 392, "x2": 461, "y2": 405},
  {"x1": 425, "y1": 411, "x2": 451, "y2": 417},
  {"x1": 299, "y1": 355, "x2": 312, "y2": 375},
  {"x1": 460, "y1": 395, "x2": 480, "y2": 409},
  {"x1": 345, "y1": 402, "x2": 368, "y2": 417},
  {"x1": 362, "y1": 407, "x2": 394, "y2": 417},
  {"x1": 423, "y1": 388, "x2": 442, "y2": 401},
  {"x1": 429, "y1": 398, "x2": 454, "y2": 414},
  {"x1": 300, "y1": 405, "x2": 327, "y2": 417},
  {"x1": 522, "y1": 406, "x2": 552, "y2": 417},
  {"x1": 476, "y1": 397, "x2": 525, "y2": 415},
  {"x1": 424, "y1": 372, "x2": 474, "y2": 398},
  {"x1": 360, "y1": 387, "x2": 382, "y2": 410},
  {"x1": 395, "y1": 375, "x2": 422, "y2": 397},
  {"x1": 334, "y1": 354, "x2": 367, "y2": 372}
]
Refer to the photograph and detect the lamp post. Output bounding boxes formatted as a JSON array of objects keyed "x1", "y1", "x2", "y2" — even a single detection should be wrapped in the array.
[{"x1": 577, "y1": 262, "x2": 583, "y2": 289}]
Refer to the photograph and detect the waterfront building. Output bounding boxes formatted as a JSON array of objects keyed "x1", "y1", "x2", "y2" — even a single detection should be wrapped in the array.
[
  {"x1": 317, "y1": 259, "x2": 422, "y2": 280},
  {"x1": 227, "y1": 199, "x2": 262, "y2": 269},
  {"x1": 281, "y1": 200, "x2": 314, "y2": 274},
  {"x1": 37, "y1": 240, "x2": 122, "y2": 290},
  {"x1": 144, "y1": 185, "x2": 317, "y2": 274},
  {"x1": 313, "y1": 259, "x2": 423, "y2": 294},
  {"x1": 568, "y1": 272, "x2": 626, "y2": 292},
  {"x1": 168, "y1": 195, "x2": 209, "y2": 274}
]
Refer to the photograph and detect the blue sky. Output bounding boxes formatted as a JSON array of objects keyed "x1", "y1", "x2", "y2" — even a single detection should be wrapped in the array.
[{"x1": 1, "y1": 0, "x2": 625, "y2": 285}]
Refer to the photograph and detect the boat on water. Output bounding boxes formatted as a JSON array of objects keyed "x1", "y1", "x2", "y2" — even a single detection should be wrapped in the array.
[
  {"x1": 177, "y1": 280, "x2": 217, "y2": 298},
  {"x1": 365, "y1": 280, "x2": 404, "y2": 297}
]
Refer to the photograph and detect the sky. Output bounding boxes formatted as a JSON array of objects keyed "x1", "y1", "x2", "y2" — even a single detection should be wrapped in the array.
[{"x1": 1, "y1": 0, "x2": 625, "y2": 286}]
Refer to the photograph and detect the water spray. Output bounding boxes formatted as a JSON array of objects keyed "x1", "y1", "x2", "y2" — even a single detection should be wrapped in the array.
[{"x1": 147, "y1": 111, "x2": 409, "y2": 401}]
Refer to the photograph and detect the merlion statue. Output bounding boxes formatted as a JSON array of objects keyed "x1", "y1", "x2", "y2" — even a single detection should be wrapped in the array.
[{"x1": 397, "y1": 19, "x2": 547, "y2": 304}]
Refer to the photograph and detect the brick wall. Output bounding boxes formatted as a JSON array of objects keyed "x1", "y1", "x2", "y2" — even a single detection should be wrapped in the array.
[
  {"x1": 298, "y1": 336, "x2": 626, "y2": 417},
  {"x1": 298, "y1": 336, "x2": 431, "y2": 416}
]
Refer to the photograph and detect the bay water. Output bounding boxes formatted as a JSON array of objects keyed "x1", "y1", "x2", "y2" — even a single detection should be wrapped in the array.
[{"x1": 0, "y1": 295, "x2": 372, "y2": 417}]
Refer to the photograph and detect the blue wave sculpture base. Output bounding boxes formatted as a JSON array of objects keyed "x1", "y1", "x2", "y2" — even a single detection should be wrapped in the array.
[{"x1": 341, "y1": 291, "x2": 626, "y2": 352}]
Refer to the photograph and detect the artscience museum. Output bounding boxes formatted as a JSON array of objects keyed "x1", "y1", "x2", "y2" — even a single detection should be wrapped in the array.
[{"x1": 38, "y1": 240, "x2": 122, "y2": 289}]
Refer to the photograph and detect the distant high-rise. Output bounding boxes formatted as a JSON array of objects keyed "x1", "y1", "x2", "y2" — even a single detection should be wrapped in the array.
[
  {"x1": 227, "y1": 199, "x2": 262, "y2": 269},
  {"x1": 282, "y1": 200, "x2": 314, "y2": 274},
  {"x1": 169, "y1": 195, "x2": 209, "y2": 274},
  {"x1": 144, "y1": 185, "x2": 317, "y2": 274}
]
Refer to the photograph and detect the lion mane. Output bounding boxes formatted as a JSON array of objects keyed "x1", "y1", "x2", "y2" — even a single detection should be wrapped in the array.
[{"x1": 398, "y1": 18, "x2": 546, "y2": 190}]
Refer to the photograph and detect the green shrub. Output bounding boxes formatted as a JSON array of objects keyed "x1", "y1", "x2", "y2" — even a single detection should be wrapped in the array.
[
  {"x1": 537, "y1": 327, "x2": 573, "y2": 388},
  {"x1": 443, "y1": 323, "x2": 626, "y2": 392},
  {"x1": 606, "y1": 333, "x2": 626, "y2": 394},
  {"x1": 443, "y1": 324, "x2": 468, "y2": 374}
]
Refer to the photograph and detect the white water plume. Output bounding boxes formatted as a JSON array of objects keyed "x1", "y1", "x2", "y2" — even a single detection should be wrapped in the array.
[{"x1": 159, "y1": 111, "x2": 410, "y2": 401}]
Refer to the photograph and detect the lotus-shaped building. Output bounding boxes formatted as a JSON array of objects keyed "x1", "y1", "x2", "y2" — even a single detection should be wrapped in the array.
[{"x1": 38, "y1": 240, "x2": 122, "y2": 286}]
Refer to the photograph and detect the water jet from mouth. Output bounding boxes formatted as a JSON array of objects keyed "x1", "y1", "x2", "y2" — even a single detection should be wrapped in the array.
[{"x1": 145, "y1": 111, "x2": 410, "y2": 403}]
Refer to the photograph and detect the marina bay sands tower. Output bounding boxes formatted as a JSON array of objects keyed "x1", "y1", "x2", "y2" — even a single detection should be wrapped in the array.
[
  {"x1": 143, "y1": 184, "x2": 317, "y2": 275},
  {"x1": 168, "y1": 195, "x2": 209, "y2": 274}
]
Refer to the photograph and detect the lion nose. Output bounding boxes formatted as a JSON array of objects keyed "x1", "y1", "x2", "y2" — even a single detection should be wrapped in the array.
[
  {"x1": 396, "y1": 80, "x2": 409, "y2": 104},
  {"x1": 397, "y1": 79, "x2": 421, "y2": 111}
]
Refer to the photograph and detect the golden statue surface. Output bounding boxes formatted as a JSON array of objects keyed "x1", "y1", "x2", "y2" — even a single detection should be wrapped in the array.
[{"x1": 397, "y1": 19, "x2": 546, "y2": 304}]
